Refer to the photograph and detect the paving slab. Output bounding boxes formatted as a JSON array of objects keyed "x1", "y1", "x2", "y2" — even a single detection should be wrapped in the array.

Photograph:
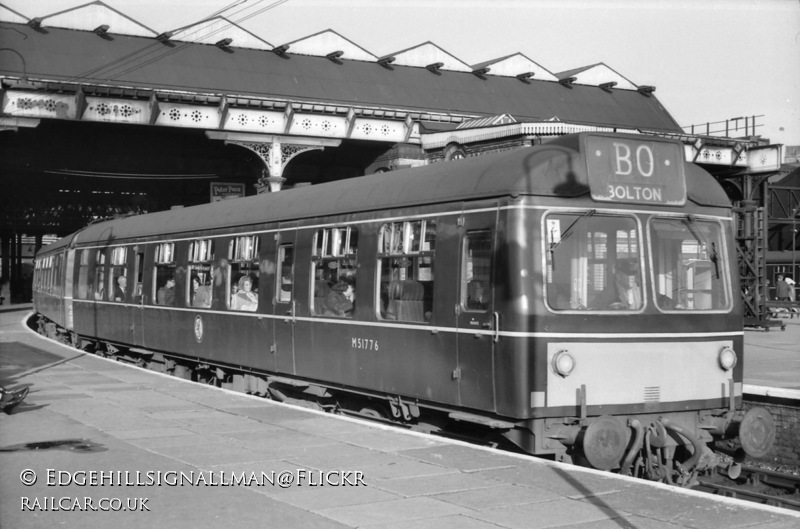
[{"x1": 2, "y1": 310, "x2": 799, "y2": 529}]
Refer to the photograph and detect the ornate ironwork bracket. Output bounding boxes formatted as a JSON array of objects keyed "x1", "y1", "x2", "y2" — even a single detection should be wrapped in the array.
[{"x1": 228, "y1": 140, "x2": 323, "y2": 192}]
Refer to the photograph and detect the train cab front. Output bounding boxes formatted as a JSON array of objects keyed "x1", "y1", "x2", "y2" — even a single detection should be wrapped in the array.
[{"x1": 503, "y1": 133, "x2": 776, "y2": 483}]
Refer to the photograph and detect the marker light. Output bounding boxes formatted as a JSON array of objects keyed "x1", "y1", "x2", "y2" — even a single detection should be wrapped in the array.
[
  {"x1": 718, "y1": 347, "x2": 737, "y2": 371},
  {"x1": 552, "y1": 350, "x2": 576, "y2": 377}
]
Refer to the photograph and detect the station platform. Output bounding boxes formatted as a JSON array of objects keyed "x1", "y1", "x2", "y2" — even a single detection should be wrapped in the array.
[{"x1": 1, "y1": 307, "x2": 799, "y2": 529}]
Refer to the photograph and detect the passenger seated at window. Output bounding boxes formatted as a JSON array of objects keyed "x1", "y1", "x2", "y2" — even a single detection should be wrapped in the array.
[
  {"x1": 191, "y1": 275, "x2": 212, "y2": 308},
  {"x1": 113, "y1": 275, "x2": 127, "y2": 302},
  {"x1": 609, "y1": 259, "x2": 642, "y2": 310},
  {"x1": 231, "y1": 275, "x2": 258, "y2": 311},
  {"x1": 324, "y1": 278, "x2": 354, "y2": 317},
  {"x1": 157, "y1": 277, "x2": 175, "y2": 306}
]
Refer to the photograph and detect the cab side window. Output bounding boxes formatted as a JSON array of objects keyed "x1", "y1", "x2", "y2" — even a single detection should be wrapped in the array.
[{"x1": 461, "y1": 230, "x2": 493, "y2": 311}]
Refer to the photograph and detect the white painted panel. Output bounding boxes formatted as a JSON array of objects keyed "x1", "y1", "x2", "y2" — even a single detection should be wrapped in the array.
[
  {"x1": 223, "y1": 109, "x2": 286, "y2": 133},
  {"x1": 571, "y1": 64, "x2": 637, "y2": 90},
  {"x1": 547, "y1": 341, "x2": 734, "y2": 406},
  {"x1": 286, "y1": 113, "x2": 347, "y2": 138},
  {"x1": 154, "y1": 103, "x2": 219, "y2": 129},
  {"x1": 391, "y1": 42, "x2": 471, "y2": 72},
  {"x1": 2, "y1": 91, "x2": 77, "y2": 119},
  {"x1": 282, "y1": 30, "x2": 376, "y2": 61},
  {"x1": 477, "y1": 53, "x2": 558, "y2": 81},
  {"x1": 41, "y1": 4, "x2": 156, "y2": 36},
  {"x1": 349, "y1": 118, "x2": 406, "y2": 142},
  {"x1": 171, "y1": 18, "x2": 272, "y2": 50},
  {"x1": 83, "y1": 96, "x2": 151, "y2": 124}
]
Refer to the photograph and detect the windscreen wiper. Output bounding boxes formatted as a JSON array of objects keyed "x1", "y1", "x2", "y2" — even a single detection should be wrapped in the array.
[
  {"x1": 683, "y1": 215, "x2": 719, "y2": 278},
  {"x1": 550, "y1": 209, "x2": 596, "y2": 251},
  {"x1": 549, "y1": 209, "x2": 596, "y2": 266}
]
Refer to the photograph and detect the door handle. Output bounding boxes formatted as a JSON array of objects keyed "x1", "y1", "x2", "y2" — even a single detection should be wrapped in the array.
[{"x1": 493, "y1": 312, "x2": 500, "y2": 342}]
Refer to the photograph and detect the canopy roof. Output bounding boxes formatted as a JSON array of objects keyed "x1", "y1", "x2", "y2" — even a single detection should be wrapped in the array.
[{"x1": 1, "y1": 20, "x2": 682, "y2": 132}]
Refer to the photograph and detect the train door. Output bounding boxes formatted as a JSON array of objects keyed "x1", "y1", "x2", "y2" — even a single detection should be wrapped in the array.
[
  {"x1": 131, "y1": 247, "x2": 146, "y2": 346},
  {"x1": 456, "y1": 209, "x2": 498, "y2": 409},
  {"x1": 63, "y1": 249, "x2": 76, "y2": 330},
  {"x1": 273, "y1": 225, "x2": 297, "y2": 374}
]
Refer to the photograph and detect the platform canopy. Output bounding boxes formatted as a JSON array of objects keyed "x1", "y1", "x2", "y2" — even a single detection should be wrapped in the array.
[{"x1": 0, "y1": 1, "x2": 682, "y2": 135}]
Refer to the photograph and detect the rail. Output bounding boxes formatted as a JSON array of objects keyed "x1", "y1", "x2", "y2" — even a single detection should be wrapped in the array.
[{"x1": 697, "y1": 465, "x2": 800, "y2": 512}]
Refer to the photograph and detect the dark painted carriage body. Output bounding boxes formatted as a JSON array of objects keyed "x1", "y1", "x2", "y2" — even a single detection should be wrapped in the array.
[{"x1": 35, "y1": 133, "x2": 764, "y2": 469}]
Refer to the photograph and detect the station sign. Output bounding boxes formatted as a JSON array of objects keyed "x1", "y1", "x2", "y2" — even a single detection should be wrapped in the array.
[
  {"x1": 585, "y1": 135, "x2": 686, "y2": 206},
  {"x1": 210, "y1": 182, "x2": 245, "y2": 202}
]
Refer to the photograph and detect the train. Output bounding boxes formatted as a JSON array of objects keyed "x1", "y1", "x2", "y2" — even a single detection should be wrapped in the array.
[{"x1": 32, "y1": 132, "x2": 775, "y2": 485}]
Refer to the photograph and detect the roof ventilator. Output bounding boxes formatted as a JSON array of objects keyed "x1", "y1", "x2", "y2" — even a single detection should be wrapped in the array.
[
  {"x1": 326, "y1": 50, "x2": 344, "y2": 63},
  {"x1": 637, "y1": 85, "x2": 656, "y2": 96},
  {"x1": 516, "y1": 72, "x2": 535, "y2": 83},
  {"x1": 272, "y1": 44, "x2": 290, "y2": 57},
  {"x1": 156, "y1": 31, "x2": 173, "y2": 43},
  {"x1": 426, "y1": 62, "x2": 444, "y2": 74},
  {"x1": 559, "y1": 77, "x2": 576, "y2": 88},
  {"x1": 377, "y1": 56, "x2": 395, "y2": 69},
  {"x1": 599, "y1": 81, "x2": 617, "y2": 92},
  {"x1": 472, "y1": 67, "x2": 490, "y2": 79},
  {"x1": 93, "y1": 25, "x2": 110, "y2": 38},
  {"x1": 215, "y1": 38, "x2": 233, "y2": 49}
]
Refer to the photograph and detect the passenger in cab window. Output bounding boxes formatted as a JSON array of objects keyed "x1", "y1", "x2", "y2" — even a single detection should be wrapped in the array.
[
  {"x1": 325, "y1": 278, "x2": 355, "y2": 317},
  {"x1": 157, "y1": 277, "x2": 175, "y2": 306},
  {"x1": 114, "y1": 276, "x2": 127, "y2": 302},
  {"x1": 610, "y1": 259, "x2": 642, "y2": 310},
  {"x1": 231, "y1": 275, "x2": 258, "y2": 311}
]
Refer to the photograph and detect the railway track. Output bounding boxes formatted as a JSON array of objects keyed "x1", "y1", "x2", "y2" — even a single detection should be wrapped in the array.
[{"x1": 697, "y1": 466, "x2": 800, "y2": 511}]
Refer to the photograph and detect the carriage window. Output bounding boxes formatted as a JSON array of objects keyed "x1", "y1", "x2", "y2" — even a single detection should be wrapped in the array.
[
  {"x1": 187, "y1": 239, "x2": 214, "y2": 308},
  {"x1": 153, "y1": 242, "x2": 176, "y2": 306},
  {"x1": 546, "y1": 212, "x2": 642, "y2": 311},
  {"x1": 377, "y1": 219, "x2": 436, "y2": 322},
  {"x1": 651, "y1": 218, "x2": 729, "y2": 311},
  {"x1": 311, "y1": 227, "x2": 358, "y2": 316},
  {"x1": 109, "y1": 246, "x2": 128, "y2": 302},
  {"x1": 133, "y1": 249, "x2": 144, "y2": 303},
  {"x1": 94, "y1": 250, "x2": 106, "y2": 300},
  {"x1": 228, "y1": 235, "x2": 259, "y2": 312},
  {"x1": 462, "y1": 230, "x2": 493, "y2": 311},
  {"x1": 76, "y1": 250, "x2": 90, "y2": 299}
]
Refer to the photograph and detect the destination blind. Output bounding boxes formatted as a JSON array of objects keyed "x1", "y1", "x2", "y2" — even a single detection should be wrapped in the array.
[{"x1": 585, "y1": 135, "x2": 686, "y2": 206}]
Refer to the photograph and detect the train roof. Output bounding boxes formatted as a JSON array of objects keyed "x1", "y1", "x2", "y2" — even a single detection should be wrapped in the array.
[{"x1": 42, "y1": 133, "x2": 731, "y2": 252}]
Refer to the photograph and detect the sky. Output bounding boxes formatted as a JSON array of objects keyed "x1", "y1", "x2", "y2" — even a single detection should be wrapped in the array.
[{"x1": 4, "y1": 0, "x2": 800, "y2": 147}]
